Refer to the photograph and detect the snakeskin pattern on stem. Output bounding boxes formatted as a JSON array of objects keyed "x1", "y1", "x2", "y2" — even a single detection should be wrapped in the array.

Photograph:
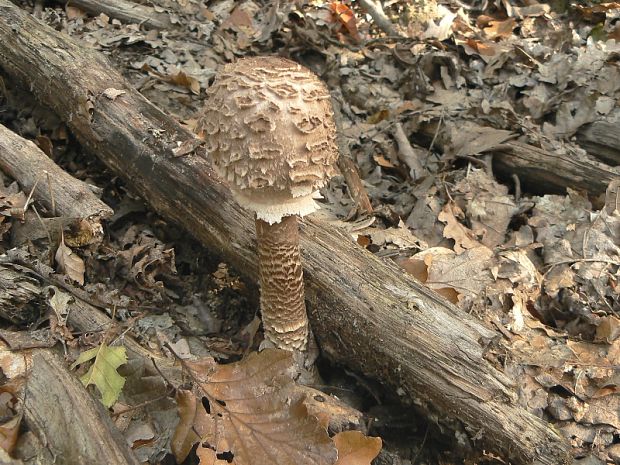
[{"x1": 255, "y1": 215, "x2": 308, "y2": 350}]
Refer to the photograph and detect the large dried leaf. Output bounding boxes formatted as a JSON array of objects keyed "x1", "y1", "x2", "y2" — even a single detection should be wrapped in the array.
[
  {"x1": 47, "y1": 287, "x2": 72, "y2": 326},
  {"x1": 173, "y1": 349, "x2": 337, "y2": 465},
  {"x1": 197, "y1": 447, "x2": 235, "y2": 464},
  {"x1": 71, "y1": 344, "x2": 127, "y2": 408},
  {"x1": 400, "y1": 246, "x2": 495, "y2": 303}
]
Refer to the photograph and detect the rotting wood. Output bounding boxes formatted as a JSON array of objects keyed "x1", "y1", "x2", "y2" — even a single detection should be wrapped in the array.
[
  {"x1": 0, "y1": 4, "x2": 571, "y2": 464},
  {"x1": 0, "y1": 123, "x2": 113, "y2": 245},
  {"x1": 0, "y1": 250, "x2": 169, "y2": 362},
  {"x1": 25, "y1": 349, "x2": 141, "y2": 465},
  {"x1": 419, "y1": 120, "x2": 620, "y2": 195},
  {"x1": 52, "y1": 0, "x2": 172, "y2": 29},
  {"x1": 0, "y1": 263, "x2": 46, "y2": 325},
  {"x1": 493, "y1": 140, "x2": 619, "y2": 195},
  {"x1": 577, "y1": 110, "x2": 620, "y2": 166}
]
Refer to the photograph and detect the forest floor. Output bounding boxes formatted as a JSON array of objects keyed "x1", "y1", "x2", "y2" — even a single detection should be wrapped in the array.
[{"x1": 0, "y1": 0, "x2": 619, "y2": 464}]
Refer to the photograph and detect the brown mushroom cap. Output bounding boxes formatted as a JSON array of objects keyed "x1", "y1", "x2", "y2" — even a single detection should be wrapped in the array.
[{"x1": 198, "y1": 56, "x2": 338, "y2": 224}]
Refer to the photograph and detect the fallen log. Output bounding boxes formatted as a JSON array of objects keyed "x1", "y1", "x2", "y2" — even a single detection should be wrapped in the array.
[
  {"x1": 0, "y1": 253, "x2": 366, "y2": 441},
  {"x1": 0, "y1": 3, "x2": 571, "y2": 464},
  {"x1": 0, "y1": 123, "x2": 113, "y2": 246},
  {"x1": 493, "y1": 140, "x2": 618, "y2": 195},
  {"x1": 577, "y1": 110, "x2": 620, "y2": 166},
  {"x1": 418, "y1": 121, "x2": 620, "y2": 195},
  {"x1": 25, "y1": 349, "x2": 141, "y2": 465},
  {"x1": 0, "y1": 251, "x2": 167, "y2": 362},
  {"x1": 52, "y1": 0, "x2": 172, "y2": 29}
]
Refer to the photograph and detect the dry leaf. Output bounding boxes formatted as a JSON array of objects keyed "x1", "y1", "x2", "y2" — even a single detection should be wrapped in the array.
[
  {"x1": 173, "y1": 349, "x2": 337, "y2": 465},
  {"x1": 595, "y1": 316, "x2": 620, "y2": 344},
  {"x1": 0, "y1": 383, "x2": 22, "y2": 455},
  {"x1": 197, "y1": 447, "x2": 234, "y2": 464},
  {"x1": 55, "y1": 237, "x2": 85, "y2": 285},
  {"x1": 446, "y1": 122, "x2": 515, "y2": 158},
  {"x1": 405, "y1": 246, "x2": 495, "y2": 303},
  {"x1": 438, "y1": 202, "x2": 481, "y2": 253},
  {"x1": 48, "y1": 287, "x2": 72, "y2": 326},
  {"x1": 484, "y1": 18, "x2": 516, "y2": 40},
  {"x1": 454, "y1": 170, "x2": 517, "y2": 248},
  {"x1": 329, "y1": 2, "x2": 361, "y2": 42},
  {"x1": 169, "y1": 70, "x2": 201, "y2": 95},
  {"x1": 334, "y1": 431, "x2": 382, "y2": 465}
]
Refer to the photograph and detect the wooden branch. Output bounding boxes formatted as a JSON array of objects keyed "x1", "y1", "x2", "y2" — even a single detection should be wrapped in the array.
[
  {"x1": 357, "y1": 0, "x2": 403, "y2": 37},
  {"x1": 577, "y1": 110, "x2": 620, "y2": 166},
  {"x1": 331, "y1": 98, "x2": 374, "y2": 215},
  {"x1": 0, "y1": 263, "x2": 46, "y2": 325},
  {"x1": 419, "y1": 121, "x2": 619, "y2": 195},
  {"x1": 391, "y1": 122, "x2": 426, "y2": 180},
  {"x1": 0, "y1": 123, "x2": 112, "y2": 244},
  {"x1": 25, "y1": 349, "x2": 141, "y2": 465},
  {"x1": 0, "y1": 4, "x2": 570, "y2": 464},
  {"x1": 494, "y1": 140, "x2": 618, "y2": 195},
  {"x1": 60, "y1": 0, "x2": 172, "y2": 29},
  {"x1": 1, "y1": 252, "x2": 365, "y2": 439},
  {"x1": 0, "y1": 251, "x2": 169, "y2": 362}
]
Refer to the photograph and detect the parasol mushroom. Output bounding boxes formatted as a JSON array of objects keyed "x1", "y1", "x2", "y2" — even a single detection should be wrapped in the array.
[{"x1": 197, "y1": 56, "x2": 339, "y2": 357}]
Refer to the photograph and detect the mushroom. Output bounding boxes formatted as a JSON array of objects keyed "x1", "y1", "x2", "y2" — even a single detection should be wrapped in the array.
[{"x1": 197, "y1": 56, "x2": 338, "y2": 354}]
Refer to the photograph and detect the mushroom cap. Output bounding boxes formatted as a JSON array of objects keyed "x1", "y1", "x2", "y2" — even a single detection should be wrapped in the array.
[{"x1": 198, "y1": 56, "x2": 338, "y2": 224}]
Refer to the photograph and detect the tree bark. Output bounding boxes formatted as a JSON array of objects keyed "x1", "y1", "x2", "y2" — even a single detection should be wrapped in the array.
[
  {"x1": 0, "y1": 123, "x2": 112, "y2": 246},
  {"x1": 0, "y1": 263, "x2": 46, "y2": 325},
  {"x1": 25, "y1": 349, "x2": 141, "y2": 465},
  {"x1": 0, "y1": 4, "x2": 571, "y2": 464},
  {"x1": 493, "y1": 140, "x2": 618, "y2": 195},
  {"x1": 53, "y1": 0, "x2": 172, "y2": 29},
  {"x1": 577, "y1": 110, "x2": 620, "y2": 166},
  {"x1": 419, "y1": 121, "x2": 620, "y2": 195}
]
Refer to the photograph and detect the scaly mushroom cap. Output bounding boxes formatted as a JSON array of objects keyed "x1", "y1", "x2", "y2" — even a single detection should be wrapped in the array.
[{"x1": 197, "y1": 56, "x2": 338, "y2": 224}]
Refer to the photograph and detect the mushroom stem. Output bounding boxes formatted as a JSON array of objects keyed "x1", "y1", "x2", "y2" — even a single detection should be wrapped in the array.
[{"x1": 255, "y1": 215, "x2": 309, "y2": 351}]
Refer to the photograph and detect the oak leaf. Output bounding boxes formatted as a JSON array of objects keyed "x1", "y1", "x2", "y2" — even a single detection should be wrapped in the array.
[{"x1": 71, "y1": 344, "x2": 127, "y2": 408}]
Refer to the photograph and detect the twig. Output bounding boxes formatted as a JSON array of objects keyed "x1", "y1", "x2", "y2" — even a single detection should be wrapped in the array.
[
  {"x1": 110, "y1": 389, "x2": 174, "y2": 418},
  {"x1": 391, "y1": 122, "x2": 425, "y2": 180},
  {"x1": 357, "y1": 0, "x2": 404, "y2": 37},
  {"x1": 459, "y1": 154, "x2": 493, "y2": 177},
  {"x1": 33, "y1": 0, "x2": 44, "y2": 18},
  {"x1": 546, "y1": 258, "x2": 620, "y2": 268},
  {"x1": 23, "y1": 174, "x2": 42, "y2": 216},
  {"x1": 45, "y1": 170, "x2": 56, "y2": 217},
  {"x1": 31, "y1": 205, "x2": 52, "y2": 247},
  {"x1": 331, "y1": 96, "x2": 374, "y2": 214},
  {"x1": 511, "y1": 174, "x2": 521, "y2": 202},
  {"x1": 427, "y1": 109, "x2": 444, "y2": 156}
]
